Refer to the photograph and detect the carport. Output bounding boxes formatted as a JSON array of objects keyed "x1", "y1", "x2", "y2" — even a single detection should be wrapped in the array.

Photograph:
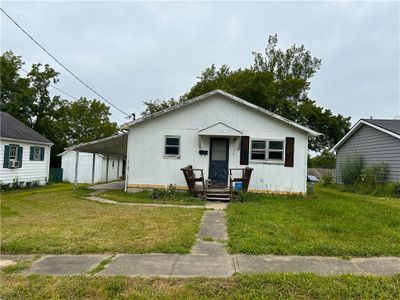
[{"x1": 66, "y1": 133, "x2": 128, "y2": 188}]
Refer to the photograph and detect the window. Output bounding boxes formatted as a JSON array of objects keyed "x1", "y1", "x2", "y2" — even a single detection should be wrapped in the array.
[
  {"x1": 9, "y1": 145, "x2": 18, "y2": 160},
  {"x1": 164, "y1": 136, "x2": 180, "y2": 156},
  {"x1": 112, "y1": 161, "x2": 115, "y2": 168},
  {"x1": 33, "y1": 147, "x2": 41, "y2": 161},
  {"x1": 251, "y1": 140, "x2": 266, "y2": 160},
  {"x1": 250, "y1": 139, "x2": 284, "y2": 162},
  {"x1": 268, "y1": 140, "x2": 284, "y2": 161}
]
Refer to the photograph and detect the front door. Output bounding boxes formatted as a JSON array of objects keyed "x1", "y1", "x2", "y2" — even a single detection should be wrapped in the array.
[{"x1": 209, "y1": 138, "x2": 229, "y2": 187}]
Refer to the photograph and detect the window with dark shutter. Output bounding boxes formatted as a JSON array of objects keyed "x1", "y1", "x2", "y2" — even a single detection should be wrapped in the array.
[
  {"x1": 240, "y1": 136, "x2": 249, "y2": 165},
  {"x1": 284, "y1": 137, "x2": 295, "y2": 167},
  {"x1": 30, "y1": 146, "x2": 44, "y2": 161}
]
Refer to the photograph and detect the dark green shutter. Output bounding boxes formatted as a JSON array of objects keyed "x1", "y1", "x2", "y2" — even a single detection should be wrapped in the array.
[
  {"x1": 30, "y1": 147, "x2": 34, "y2": 160},
  {"x1": 17, "y1": 146, "x2": 23, "y2": 168},
  {"x1": 40, "y1": 147, "x2": 45, "y2": 161},
  {"x1": 3, "y1": 145, "x2": 10, "y2": 168}
]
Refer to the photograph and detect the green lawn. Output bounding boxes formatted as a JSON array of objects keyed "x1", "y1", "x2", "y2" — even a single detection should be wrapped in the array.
[
  {"x1": 1, "y1": 274, "x2": 399, "y2": 299},
  {"x1": 0, "y1": 184, "x2": 203, "y2": 254},
  {"x1": 227, "y1": 185, "x2": 400, "y2": 256},
  {"x1": 98, "y1": 189, "x2": 204, "y2": 206}
]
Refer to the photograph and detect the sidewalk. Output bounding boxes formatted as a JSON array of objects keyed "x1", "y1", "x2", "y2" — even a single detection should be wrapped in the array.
[{"x1": 1, "y1": 200, "x2": 399, "y2": 277}]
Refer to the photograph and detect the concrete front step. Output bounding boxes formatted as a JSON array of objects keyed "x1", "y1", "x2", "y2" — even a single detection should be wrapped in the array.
[
  {"x1": 206, "y1": 196, "x2": 230, "y2": 201},
  {"x1": 205, "y1": 193, "x2": 231, "y2": 201}
]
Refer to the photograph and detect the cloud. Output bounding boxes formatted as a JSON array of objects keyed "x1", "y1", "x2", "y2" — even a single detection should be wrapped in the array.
[{"x1": 1, "y1": 1, "x2": 398, "y2": 123}]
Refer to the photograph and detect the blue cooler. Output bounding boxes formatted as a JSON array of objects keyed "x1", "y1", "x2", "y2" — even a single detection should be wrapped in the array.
[{"x1": 234, "y1": 182, "x2": 243, "y2": 191}]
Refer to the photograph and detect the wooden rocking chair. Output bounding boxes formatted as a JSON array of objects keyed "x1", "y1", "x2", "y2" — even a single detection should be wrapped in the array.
[
  {"x1": 181, "y1": 165, "x2": 206, "y2": 197},
  {"x1": 229, "y1": 167, "x2": 253, "y2": 197}
]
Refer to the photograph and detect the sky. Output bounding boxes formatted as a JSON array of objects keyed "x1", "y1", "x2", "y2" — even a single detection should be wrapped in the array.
[{"x1": 1, "y1": 1, "x2": 399, "y2": 125}]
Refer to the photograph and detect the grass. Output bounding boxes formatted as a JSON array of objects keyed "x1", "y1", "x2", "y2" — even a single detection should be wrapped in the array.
[
  {"x1": 0, "y1": 184, "x2": 203, "y2": 254},
  {"x1": 227, "y1": 185, "x2": 400, "y2": 256},
  {"x1": 1, "y1": 274, "x2": 399, "y2": 299},
  {"x1": 87, "y1": 256, "x2": 114, "y2": 275},
  {"x1": 0, "y1": 261, "x2": 33, "y2": 275},
  {"x1": 98, "y1": 189, "x2": 205, "y2": 206},
  {"x1": 327, "y1": 182, "x2": 400, "y2": 198}
]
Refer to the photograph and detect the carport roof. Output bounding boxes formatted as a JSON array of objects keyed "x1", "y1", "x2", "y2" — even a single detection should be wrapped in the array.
[{"x1": 66, "y1": 133, "x2": 128, "y2": 156}]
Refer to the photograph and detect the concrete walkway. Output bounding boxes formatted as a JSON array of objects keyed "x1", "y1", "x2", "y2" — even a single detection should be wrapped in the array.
[
  {"x1": 88, "y1": 181, "x2": 125, "y2": 190},
  {"x1": 84, "y1": 190, "x2": 228, "y2": 210},
  {"x1": 1, "y1": 201, "x2": 399, "y2": 277}
]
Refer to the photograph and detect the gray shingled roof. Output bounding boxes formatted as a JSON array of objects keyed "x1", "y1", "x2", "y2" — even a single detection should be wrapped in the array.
[
  {"x1": 362, "y1": 119, "x2": 400, "y2": 136},
  {"x1": 0, "y1": 112, "x2": 53, "y2": 144}
]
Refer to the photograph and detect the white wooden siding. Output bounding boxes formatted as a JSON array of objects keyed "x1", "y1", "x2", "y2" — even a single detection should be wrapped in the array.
[
  {"x1": 0, "y1": 139, "x2": 51, "y2": 185},
  {"x1": 336, "y1": 124, "x2": 400, "y2": 182},
  {"x1": 126, "y1": 94, "x2": 309, "y2": 193}
]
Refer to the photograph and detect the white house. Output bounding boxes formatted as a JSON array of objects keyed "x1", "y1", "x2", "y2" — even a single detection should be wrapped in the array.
[
  {"x1": 120, "y1": 90, "x2": 319, "y2": 193},
  {"x1": 60, "y1": 150, "x2": 124, "y2": 184},
  {"x1": 0, "y1": 112, "x2": 52, "y2": 186}
]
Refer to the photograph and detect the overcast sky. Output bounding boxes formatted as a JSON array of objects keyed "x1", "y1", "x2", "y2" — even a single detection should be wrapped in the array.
[{"x1": 1, "y1": 1, "x2": 399, "y2": 125}]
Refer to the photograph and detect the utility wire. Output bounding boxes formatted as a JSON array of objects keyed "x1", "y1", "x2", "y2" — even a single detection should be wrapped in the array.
[
  {"x1": 20, "y1": 68, "x2": 79, "y2": 100},
  {"x1": 1, "y1": 7, "x2": 130, "y2": 118},
  {"x1": 20, "y1": 68, "x2": 125, "y2": 124}
]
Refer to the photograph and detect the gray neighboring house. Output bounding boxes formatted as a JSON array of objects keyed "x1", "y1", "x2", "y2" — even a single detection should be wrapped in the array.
[{"x1": 332, "y1": 119, "x2": 400, "y2": 183}]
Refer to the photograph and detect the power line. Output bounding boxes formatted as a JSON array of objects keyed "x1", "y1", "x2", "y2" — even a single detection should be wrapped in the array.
[
  {"x1": 19, "y1": 68, "x2": 125, "y2": 124},
  {"x1": 1, "y1": 7, "x2": 130, "y2": 118},
  {"x1": 20, "y1": 68, "x2": 79, "y2": 100}
]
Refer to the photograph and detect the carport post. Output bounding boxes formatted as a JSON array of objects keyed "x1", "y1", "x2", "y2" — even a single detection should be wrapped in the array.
[
  {"x1": 105, "y1": 155, "x2": 109, "y2": 182},
  {"x1": 91, "y1": 153, "x2": 96, "y2": 185},
  {"x1": 117, "y1": 155, "x2": 120, "y2": 180},
  {"x1": 74, "y1": 150, "x2": 79, "y2": 189}
]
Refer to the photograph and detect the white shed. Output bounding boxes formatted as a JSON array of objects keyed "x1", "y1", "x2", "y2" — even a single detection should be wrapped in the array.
[
  {"x1": 60, "y1": 150, "x2": 124, "y2": 184},
  {"x1": 0, "y1": 112, "x2": 52, "y2": 186},
  {"x1": 121, "y1": 90, "x2": 319, "y2": 194}
]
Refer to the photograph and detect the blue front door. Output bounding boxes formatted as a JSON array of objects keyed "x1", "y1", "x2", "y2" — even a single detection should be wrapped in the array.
[{"x1": 209, "y1": 138, "x2": 229, "y2": 187}]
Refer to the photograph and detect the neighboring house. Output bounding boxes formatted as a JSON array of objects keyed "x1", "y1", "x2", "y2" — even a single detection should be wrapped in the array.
[
  {"x1": 120, "y1": 90, "x2": 319, "y2": 193},
  {"x1": 60, "y1": 150, "x2": 124, "y2": 184},
  {"x1": 0, "y1": 112, "x2": 53, "y2": 186},
  {"x1": 332, "y1": 119, "x2": 400, "y2": 182}
]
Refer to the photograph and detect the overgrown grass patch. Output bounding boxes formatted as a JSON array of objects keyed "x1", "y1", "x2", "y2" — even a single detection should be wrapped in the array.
[
  {"x1": 1, "y1": 184, "x2": 203, "y2": 254},
  {"x1": 98, "y1": 189, "x2": 204, "y2": 206},
  {"x1": 1, "y1": 273, "x2": 399, "y2": 299},
  {"x1": 227, "y1": 185, "x2": 400, "y2": 256}
]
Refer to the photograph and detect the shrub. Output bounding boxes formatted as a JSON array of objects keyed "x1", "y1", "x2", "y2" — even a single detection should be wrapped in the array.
[
  {"x1": 150, "y1": 184, "x2": 177, "y2": 199},
  {"x1": 361, "y1": 163, "x2": 388, "y2": 185},
  {"x1": 340, "y1": 154, "x2": 364, "y2": 186},
  {"x1": 322, "y1": 174, "x2": 333, "y2": 186}
]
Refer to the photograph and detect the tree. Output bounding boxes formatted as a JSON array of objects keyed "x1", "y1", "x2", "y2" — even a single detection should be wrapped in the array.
[
  {"x1": 59, "y1": 98, "x2": 118, "y2": 145},
  {"x1": 0, "y1": 51, "x2": 35, "y2": 123},
  {"x1": 0, "y1": 51, "x2": 118, "y2": 166},
  {"x1": 308, "y1": 150, "x2": 336, "y2": 169},
  {"x1": 142, "y1": 35, "x2": 350, "y2": 151}
]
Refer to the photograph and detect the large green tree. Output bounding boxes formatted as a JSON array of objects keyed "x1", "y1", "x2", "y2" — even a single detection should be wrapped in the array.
[
  {"x1": 0, "y1": 51, "x2": 118, "y2": 166},
  {"x1": 58, "y1": 97, "x2": 118, "y2": 146},
  {"x1": 142, "y1": 35, "x2": 351, "y2": 151}
]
